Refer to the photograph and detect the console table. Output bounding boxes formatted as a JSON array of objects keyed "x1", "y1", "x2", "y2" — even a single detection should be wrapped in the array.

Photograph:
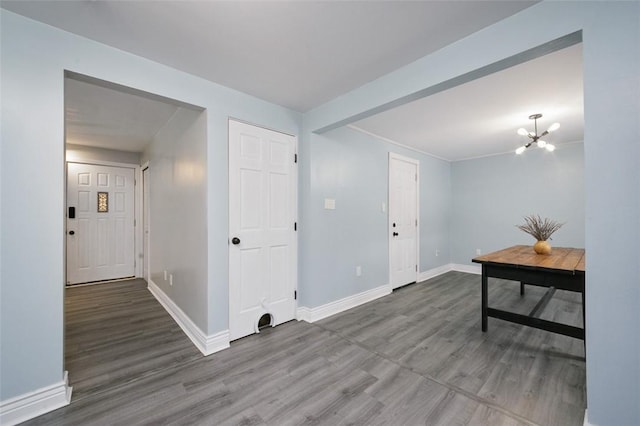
[{"x1": 472, "y1": 245, "x2": 585, "y2": 340}]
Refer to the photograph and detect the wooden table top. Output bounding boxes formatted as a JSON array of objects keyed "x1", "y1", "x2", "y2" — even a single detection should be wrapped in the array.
[{"x1": 472, "y1": 245, "x2": 585, "y2": 273}]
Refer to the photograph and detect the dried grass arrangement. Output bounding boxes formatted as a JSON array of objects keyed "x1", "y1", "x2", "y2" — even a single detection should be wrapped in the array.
[{"x1": 516, "y1": 214, "x2": 564, "y2": 242}]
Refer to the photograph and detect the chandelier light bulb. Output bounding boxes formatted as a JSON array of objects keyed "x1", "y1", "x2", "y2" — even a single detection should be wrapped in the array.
[
  {"x1": 515, "y1": 146, "x2": 526, "y2": 155},
  {"x1": 537, "y1": 140, "x2": 547, "y2": 148},
  {"x1": 545, "y1": 144, "x2": 556, "y2": 152},
  {"x1": 547, "y1": 122, "x2": 560, "y2": 132},
  {"x1": 517, "y1": 128, "x2": 529, "y2": 136}
]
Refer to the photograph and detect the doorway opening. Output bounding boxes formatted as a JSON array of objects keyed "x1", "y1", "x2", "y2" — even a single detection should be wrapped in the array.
[{"x1": 63, "y1": 70, "x2": 206, "y2": 400}]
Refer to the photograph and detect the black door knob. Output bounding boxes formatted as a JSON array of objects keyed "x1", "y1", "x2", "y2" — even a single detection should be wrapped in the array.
[
  {"x1": 69, "y1": 230, "x2": 75, "y2": 235},
  {"x1": 231, "y1": 237, "x2": 241, "y2": 245},
  {"x1": 393, "y1": 232, "x2": 398, "y2": 237}
]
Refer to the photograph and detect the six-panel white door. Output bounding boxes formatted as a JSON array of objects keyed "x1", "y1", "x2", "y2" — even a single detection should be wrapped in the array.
[
  {"x1": 67, "y1": 163, "x2": 135, "y2": 285},
  {"x1": 389, "y1": 153, "x2": 419, "y2": 289},
  {"x1": 228, "y1": 120, "x2": 297, "y2": 341}
]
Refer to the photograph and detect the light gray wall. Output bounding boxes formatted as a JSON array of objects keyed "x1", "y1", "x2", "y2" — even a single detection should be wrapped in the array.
[
  {"x1": 0, "y1": 9, "x2": 300, "y2": 402},
  {"x1": 302, "y1": 3, "x2": 639, "y2": 424},
  {"x1": 300, "y1": 126, "x2": 451, "y2": 308},
  {"x1": 451, "y1": 143, "x2": 585, "y2": 266},
  {"x1": 66, "y1": 143, "x2": 141, "y2": 165},
  {"x1": 143, "y1": 107, "x2": 208, "y2": 330},
  {"x1": 581, "y1": 4, "x2": 639, "y2": 424}
]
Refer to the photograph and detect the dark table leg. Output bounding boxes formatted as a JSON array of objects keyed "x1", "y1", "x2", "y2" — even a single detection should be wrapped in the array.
[
  {"x1": 520, "y1": 281, "x2": 525, "y2": 296},
  {"x1": 482, "y1": 266, "x2": 488, "y2": 332}
]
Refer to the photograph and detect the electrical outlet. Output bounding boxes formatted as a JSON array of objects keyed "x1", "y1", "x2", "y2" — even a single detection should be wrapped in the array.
[
  {"x1": 169, "y1": 274, "x2": 173, "y2": 286},
  {"x1": 435, "y1": 249, "x2": 440, "y2": 257},
  {"x1": 356, "y1": 266, "x2": 362, "y2": 277},
  {"x1": 476, "y1": 249, "x2": 482, "y2": 255}
]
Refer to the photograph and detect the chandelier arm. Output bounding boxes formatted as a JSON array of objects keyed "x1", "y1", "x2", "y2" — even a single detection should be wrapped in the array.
[{"x1": 517, "y1": 114, "x2": 559, "y2": 154}]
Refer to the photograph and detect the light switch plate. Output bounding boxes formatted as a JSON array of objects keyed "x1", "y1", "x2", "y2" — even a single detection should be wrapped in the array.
[{"x1": 324, "y1": 198, "x2": 336, "y2": 210}]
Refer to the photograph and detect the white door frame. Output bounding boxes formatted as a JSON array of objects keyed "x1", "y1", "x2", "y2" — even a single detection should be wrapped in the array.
[
  {"x1": 388, "y1": 152, "x2": 420, "y2": 288},
  {"x1": 228, "y1": 118, "x2": 298, "y2": 341},
  {"x1": 141, "y1": 161, "x2": 150, "y2": 282},
  {"x1": 64, "y1": 159, "x2": 142, "y2": 285}
]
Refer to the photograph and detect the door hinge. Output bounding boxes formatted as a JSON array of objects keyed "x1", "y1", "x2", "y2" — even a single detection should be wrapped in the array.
[
  {"x1": 294, "y1": 290, "x2": 297, "y2": 300},
  {"x1": 294, "y1": 153, "x2": 298, "y2": 163},
  {"x1": 294, "y1": 222, "x2": 297, "y2": 231},
  {"x1": 415, "y1": 219, "x2": 418, "y2": 226},
  {"x1": 416, "y1": 265, "x2": 418, "y2": 272},
  {"x1": 134, "y1": 219, "x2": 136, "y2": 227}
]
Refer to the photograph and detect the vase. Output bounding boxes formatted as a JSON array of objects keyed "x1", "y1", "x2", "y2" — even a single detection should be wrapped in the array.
[{"x1": 533, "y1": 240, "x2": 552, "y2": 255}]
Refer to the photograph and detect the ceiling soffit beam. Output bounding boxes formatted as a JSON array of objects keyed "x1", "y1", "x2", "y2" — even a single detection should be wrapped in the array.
[
  {"x1": 64, "y1": 70, "x2": 205, "y2": 112},
  {"x1": 313, "y1": 31, "x2": 582, "y2": 135}
]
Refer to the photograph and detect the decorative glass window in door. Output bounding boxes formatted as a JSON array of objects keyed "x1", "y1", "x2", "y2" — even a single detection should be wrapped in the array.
[{"x1": 97, "y1": 192, "x2": 109, "y2": 213}]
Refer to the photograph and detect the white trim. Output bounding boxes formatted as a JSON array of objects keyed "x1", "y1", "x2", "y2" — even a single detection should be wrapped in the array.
[
  {"x1": 0, "y1": 371, "x2": 72, "y2": 426},
  {"x1": 297, "y1": 283, "x2": 392, "y2": 323},
  {"x1": 147, "y1": 279, "x2": 230, "y2": 356},
  {"x1": 296, "y1": 306, "x2": 311, "y2": 322},
  {"x1": 141, "y1": 163, "x2": 150, "y2": 282},
  {"x1": 348, "y1": 125, "x2": 449, "y2": 162},
  {"x1": 451, "y1": 263, "x2": 482, "y2": 275},
  {"x1": 583, "y1": 409, "x2": 595, "y2": 426},
  {"x1": 418, "y1": 263, "x2": 454, "y2": 282},
  {"x1": 349, "y1": 125, "x2": 584, "y2": 163}
]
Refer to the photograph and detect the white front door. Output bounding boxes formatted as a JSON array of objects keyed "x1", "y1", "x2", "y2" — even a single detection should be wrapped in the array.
[
  {"x1": 66, "y1": 163, "x2": 136, "y2": 285},
  {"x1": 228, "y1": 120, "x2": 297, "y2": 341},
  {"x1": 389, "y1": 153, "x2": 419, "y2": 289}
]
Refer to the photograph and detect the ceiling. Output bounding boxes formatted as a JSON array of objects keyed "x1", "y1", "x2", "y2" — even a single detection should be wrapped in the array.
[
  {"x1": 353, "y1": 43, "x2": 584, "y2": 161},
  {"x1": 4, "y1": 1, "x2": 584, "y2": 160},
  {"x1": 2, "y1": 0, "x2": 537, "y2": 112},
  {"x1": 65, "y1": 77, "x2": 180, "y2": 152}
]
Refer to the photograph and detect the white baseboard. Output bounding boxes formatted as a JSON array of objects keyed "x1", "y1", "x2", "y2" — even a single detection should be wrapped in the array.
[
  {"x1": 0, "y1": 371, "x2": 72, "y2": 426},
  {"x1": 418, "y1": 263, "x2": 455, "y2": 282},
  {"x1": 451, "y1": 263, "x2": 482, "y2": 275},
  {"x1": 297, "y1": 283, "x2": 392, "y2": 323},
  {"x1": 296, "y1": 264, "x2": 485, "y2": 323},
  {"x1": 583, "y1": 409, "x2": 595, "y2": 426},
  {"x1": 147, "y1": 280, "x2": 229, "y2": 356},
  {"x1": 296, "y1": 306, "x2": 312, "y2": 322}
]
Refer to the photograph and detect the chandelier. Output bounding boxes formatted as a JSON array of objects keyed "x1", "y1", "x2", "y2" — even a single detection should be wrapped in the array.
[{"x1": 515, "y1": 113, "x2": 559, "y2": 154}]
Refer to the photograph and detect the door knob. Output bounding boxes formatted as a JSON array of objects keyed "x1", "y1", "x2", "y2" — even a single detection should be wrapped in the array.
[
  {"x1": 69, "y1": 230, "x2": 75, "y2": 235},
  {"x1": 231, "y1": 237, "x2": 241, "y2": 245},
  {"x1": 393, "y1": 232, "x2": 398, "y2": 237}
]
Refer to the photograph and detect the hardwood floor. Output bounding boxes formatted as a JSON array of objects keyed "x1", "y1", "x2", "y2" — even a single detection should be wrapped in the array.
[{"x1": 25, "y1": 272, "x2": 585, "y2": 425}]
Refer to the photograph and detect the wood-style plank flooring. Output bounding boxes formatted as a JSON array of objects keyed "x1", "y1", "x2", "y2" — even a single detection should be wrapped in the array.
[{"x1": 25, "y1": 272, "x2": 585, "y2": 425}]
